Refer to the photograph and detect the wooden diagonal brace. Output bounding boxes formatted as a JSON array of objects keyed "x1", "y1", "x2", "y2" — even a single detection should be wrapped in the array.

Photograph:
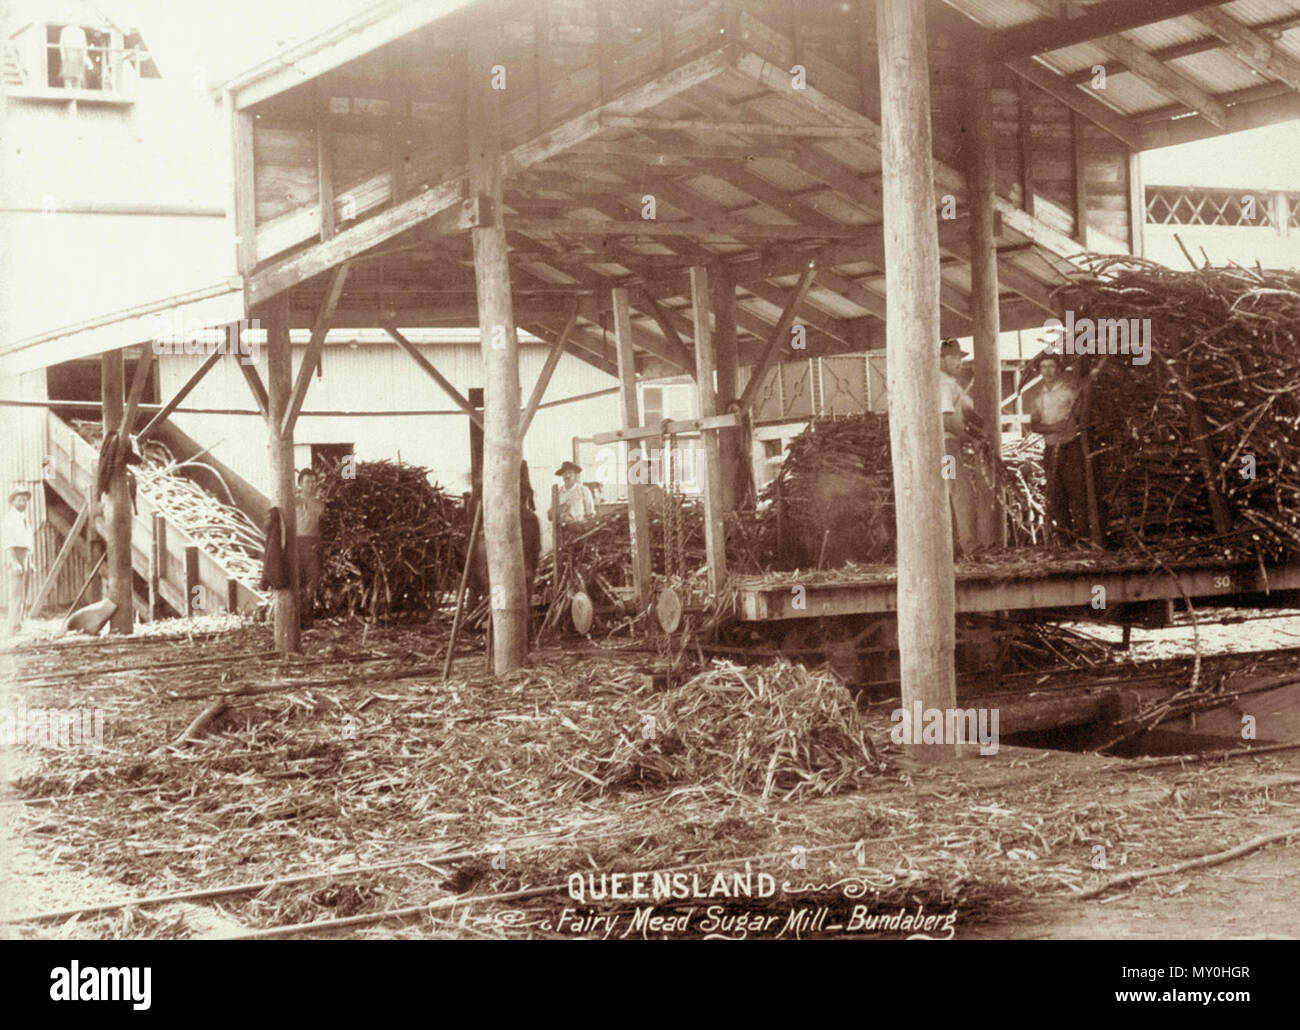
[
  {"x1": 737, "y1": 262, "x2": 818, "y2": 414},
  {"x1": 281, "y1": 262, "x2": 349, "y2": 436},
  {"x1": 385, "y1": 325, "x2": 483, "y2": 430}
]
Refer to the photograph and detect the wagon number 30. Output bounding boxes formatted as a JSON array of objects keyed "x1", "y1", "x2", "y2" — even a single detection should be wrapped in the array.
[{"x1": 1213, "y1": 575, "x2": 1232, "y2": 589}]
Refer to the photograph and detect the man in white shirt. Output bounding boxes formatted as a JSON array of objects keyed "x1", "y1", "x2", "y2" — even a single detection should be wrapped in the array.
[
  {"x1": 549, "y1": 461, "x2": 595, "y2": 526},
  {"x1": 1029, "y1": 354, "x2": 1090, "y2": 544},
  {"x1": 4, "y1": 488, "x2": 35, "y2": 634},
  {"x1": 939, "y1": 339, "x2": 979, "y2": 555}
]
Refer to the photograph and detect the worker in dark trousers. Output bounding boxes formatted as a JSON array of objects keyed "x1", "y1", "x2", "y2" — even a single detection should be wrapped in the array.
[
  {"x1": 295, "y1": 468, "x2": 324, "y2": 628},
  {"x1": 1029, "y1": 354, "x2": 1090, "y2": 545}
]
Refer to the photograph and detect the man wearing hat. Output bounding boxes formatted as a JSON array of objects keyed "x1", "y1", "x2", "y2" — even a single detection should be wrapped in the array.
[
  {"x1": 549, "y1": 461, "x2": 595, "y2": 526},
  {"x1": 1029, "y1": 351, "x2": 1089, "y2": 545},
  {"x1": 4, "y1": 487, "x2": 35, "y2": 635},
  {"x1": 939, "y1": 339, "x2": 980, "y2": 555}
]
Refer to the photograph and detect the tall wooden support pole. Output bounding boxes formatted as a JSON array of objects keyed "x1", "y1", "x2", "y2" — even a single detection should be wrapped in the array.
[
  {"x1": 468, "y1": 19, "x2": 527, "y2": 673},
  {"x1": 966, "y1": 56, "x2": 1007, "y2": 547},
  {"x1": 712, "y1": 269, "x2": 749, "y2": 510},
  {"x1": 877, "y1": 0, "x2": 957, "y2": 762},
  {"x1": 690, "y1": 266, "x2": 728, "y2": 596},
  {"x1": 101, "y1": 350, "x2": 133, "y2": 634},
  {"x1": 264, "y1": 295, "x2": 300, "y2": 653},
  {"x1": 611, "y1": 288, "x2": 652, "y2": 610}
]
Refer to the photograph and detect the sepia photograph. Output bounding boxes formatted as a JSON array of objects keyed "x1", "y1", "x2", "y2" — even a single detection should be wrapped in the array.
[{"x1": 0, "y1": 0, "x2": 1296, "y2": 981}]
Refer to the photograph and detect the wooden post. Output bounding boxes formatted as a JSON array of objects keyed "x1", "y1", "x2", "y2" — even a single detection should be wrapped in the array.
[
  {"x1": 691, "y1": 267, "x2": 728, "y2": 596},
  {"x1": 711, "y1": 269, "x2": 750, "y2": 510},
  {"x1": 965, "y1": 56, "x2": 1006, "y2": 548},
  {"x1": 469, "y1": 16, "x2": 528, "y2": 673},
  {"x1": 611, "y1": 288, "x2": 653, "y2": 610},
  {"x1": 184, "y1": 545, "x2": 200, "y2": 617},
  {"x1": 877, "y1": 0, "x2": 957, "y2": 762},
  {"x1": 1127, "y1": 149, "x2": 1145, "y2": 258},
  {"x1": 263, "y1": 294, "x2": 300, "y2": 652},
  {"x1": 149, "y1": 512, "x2": 164, "y2": 620},
  {"x1": 101, "y1": 350, "x2": 133, "y2": 634}
]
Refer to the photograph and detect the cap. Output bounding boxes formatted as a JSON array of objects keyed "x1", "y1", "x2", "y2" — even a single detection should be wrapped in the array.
[
  {"x1": 555, "y1": 461, "x2": 582, "y2": 476},
  {"x1": 8, "y1": 487, "x2": 31, "y2": 502}
]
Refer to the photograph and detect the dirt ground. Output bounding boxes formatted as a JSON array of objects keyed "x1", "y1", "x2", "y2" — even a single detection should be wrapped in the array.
[{"x1": 3, "y1": 615, "x2": 1298, "y2": 940}]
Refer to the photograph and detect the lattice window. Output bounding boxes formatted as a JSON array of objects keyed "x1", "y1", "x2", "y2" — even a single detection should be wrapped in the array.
[{"x1": 1146, "y1": 186, "x2": 1274, "y2": 227}]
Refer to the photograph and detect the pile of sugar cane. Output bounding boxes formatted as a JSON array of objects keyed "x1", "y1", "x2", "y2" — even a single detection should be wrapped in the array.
[
  {"x1": 71, "y1": 420, "x2": 264, "y2": 586},
  {"x1": 1065, "y1": 256, "x2": 1300, "y2": 560},
  {"x1": 315, "y1": 459, "x2": 465, "y2": 618}
]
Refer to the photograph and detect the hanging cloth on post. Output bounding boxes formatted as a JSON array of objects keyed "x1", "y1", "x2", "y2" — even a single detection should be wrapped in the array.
[{"x1": 259, "y1": 507, "x2": 288, "y2": 590}]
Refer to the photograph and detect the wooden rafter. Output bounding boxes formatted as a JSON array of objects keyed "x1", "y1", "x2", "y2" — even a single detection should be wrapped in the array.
[
  {"x1": 246, "y1": 46, "x2": 734, "y2": 299},
  {"x1": 1019, "y1": 0, "x2": 1227, "y2": 128},
  {"x1": 738, "y1": 263, "x2": 817, "y2": 414},
  {"x1": 1190, "y1": 7, "x2": 1300, "y2": 92},
  {"x1": 990, "y1": 0, "x2": 1234, "y2": 60}
]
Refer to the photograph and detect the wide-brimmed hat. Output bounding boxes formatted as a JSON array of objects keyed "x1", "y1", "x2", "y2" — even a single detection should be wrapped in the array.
[
  {"x1": 939, "y1": 338, "x2": 968, "y2": 358},
  {"x1": 555, "y1": 461, "x2": 582, "y2": 476},
  {"x1": 8, "y1": 487, "x2": 31, "y2": 502}
]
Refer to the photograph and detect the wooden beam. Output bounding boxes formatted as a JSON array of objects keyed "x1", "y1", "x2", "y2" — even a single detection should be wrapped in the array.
[
  {"x1": 137, "y1": 347, "x2": 224, "y2": 441},
  {"x1": 232, "y1": 106, "x2": 256, "y2": 275},
  {"x1": 1072, "y1": 111, "x2": 1089, "y2": 245},
  {"x1": 1020, "y1": 0, "x2": 1229, "y2": 128},
  {"x1": 235, "y1": 355, "x2": 270, "y2": 420},
  {"x1": 1128, "y1": 150, "x2": 1145, "y2": 258},
  {"x1": 263, "y1": 293, "x2": 299, "y2": 653},
  {"x1": 1191, "y1": 7, "x2": 1300, "y2": 92},
  {"x1": 592, "y1": 413, "x2": 739, "y2": 446},
  {"x1": 712, "y1": 267, "x2": 750, "y2": 511},
  {"x1": 385, "y1": 325, "x2": 483, "y2": 429},
  {"x1": 737, "y1": 263, "x2": 817, "y2": 414},
  {"x1": 470, "y1": 9, "x2": 528, "y2": 674},
  {"x1": 247, "y1": 46, "x2": 732, "y2": 300},
  {"x1": 316, "y1": 86, "x2": 336, "y2": 242},
  {"x1": 878, "y1": 0, "x2": 955, "y2": 762},
  {"x1": 1017, "y1": 74, "x2": 1036, "y2": 218},
  {"x1": 282, "y1": 262, "x2": 349, "y2": 436},
  {"x1": 992, "y1": 1, "x2": 1234, "y2": 59},
  {"x1": 691, "y1": 267, "x2": 728, "y2": 597},
  {"x1": 563, "y1": 140, "x2": 800, "y2": 161},
  {"x1": 1140, "y1": 89, "x2": 1300, "y2": 148},
  {"x1": 121, "y1": 348, "x2": 153, "y2": 433},
  {"x1": 611, "y1": 287, "x2": 653, "y2": 611},
  {"x1": 508, "y1": 216, "x2": 866, "y2": 240},
  {"x1": 1005, "y1": 57, "x2": 1141, "y2": 149},
  {"x1": 966, "y1": 57, "x2": 1006, "y2": 547},
  {"x1": 520, "y1": 303, "x2": 577, "y2": 437},
  {"x1": 601, "y1": 115, "x2": 872, "y2": 137},
  {"x1": 101, "y1": 350, "x2": 132, "y2": 635}
]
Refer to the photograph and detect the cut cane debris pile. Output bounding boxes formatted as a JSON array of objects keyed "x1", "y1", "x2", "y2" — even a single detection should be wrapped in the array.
[
  {"x1": 1065, "y1": 256, "x2": 1300, "y2": 560},
  {"x1": 577, "y1": 660, "x2": 882, "y2": 800},
  {"x1": 71, "y1": 420, "x2": 264, "y2": 585},
  {"x1": 315, "y1": 460, "x2": 465, "y2": 618}
]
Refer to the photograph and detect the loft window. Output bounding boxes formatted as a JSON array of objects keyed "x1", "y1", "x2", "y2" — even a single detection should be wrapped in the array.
[{"x1": 41, "y1": 23, "x2": 159, "y2": 93}]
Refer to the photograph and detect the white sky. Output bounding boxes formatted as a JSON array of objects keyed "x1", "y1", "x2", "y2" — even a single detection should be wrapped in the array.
[{"x1": 1142, "y1": 120, "x2": 1300, "y2": 192}]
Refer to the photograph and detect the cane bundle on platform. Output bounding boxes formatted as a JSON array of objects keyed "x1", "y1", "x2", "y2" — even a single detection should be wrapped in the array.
[
  {"x1": 315, "y1": 460, "x2": 464, "y2": 617},
  {"x1": 1063, "y1": 256, "x2": 1300, "y2": 561}
]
